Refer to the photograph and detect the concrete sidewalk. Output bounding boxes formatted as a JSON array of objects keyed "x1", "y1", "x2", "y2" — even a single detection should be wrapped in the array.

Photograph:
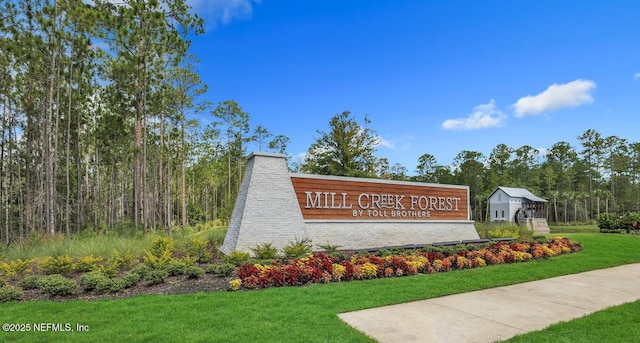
[{"x1": 339, "y1": 263, "x2": 640, "y2": 343}]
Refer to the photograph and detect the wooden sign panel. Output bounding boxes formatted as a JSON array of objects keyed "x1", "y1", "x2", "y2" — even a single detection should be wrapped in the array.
[{"x1": 290, "y1": 175, "x2": 469, "y2": 221}]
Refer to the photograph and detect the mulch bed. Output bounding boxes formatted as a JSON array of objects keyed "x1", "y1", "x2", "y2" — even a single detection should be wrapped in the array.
[{"x1": 16, "y1": 273, "x2": 234, "y2": 302}]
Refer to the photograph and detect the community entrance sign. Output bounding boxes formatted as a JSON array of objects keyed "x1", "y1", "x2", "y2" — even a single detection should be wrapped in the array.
[
  {"x1": 291, "y1": 175, "x2": 467, "y2": 221},
  {"x1": 220, "y1": 152, "x2": 479, "y2": 255}
]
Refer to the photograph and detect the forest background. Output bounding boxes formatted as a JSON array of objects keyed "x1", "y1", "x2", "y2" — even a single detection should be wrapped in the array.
[{"x1": 1, "y1": 1, "x2": 638, "y2": 245}]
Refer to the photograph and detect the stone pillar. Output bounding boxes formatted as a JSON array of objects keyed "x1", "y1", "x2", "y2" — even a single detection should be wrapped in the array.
[{"x1": 220, "y1": 152, "x2": 308, "y2": 255}]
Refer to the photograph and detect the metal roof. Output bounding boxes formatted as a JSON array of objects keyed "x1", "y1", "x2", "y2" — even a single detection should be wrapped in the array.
[{"x1": 493, "y1": 186, "x2": 547, "y2": 203}]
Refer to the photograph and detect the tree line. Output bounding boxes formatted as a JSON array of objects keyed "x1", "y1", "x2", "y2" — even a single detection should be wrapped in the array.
[
  {"x1": 300, "y1": 113, "x2": 640, "y2": 225},
  {"x1": 0, "y1": 1, "x2": 286, "y2": 244}
]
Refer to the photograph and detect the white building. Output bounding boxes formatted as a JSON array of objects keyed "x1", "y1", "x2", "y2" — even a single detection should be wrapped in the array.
[{"x1": 489, "y1": 186, "x2": 549, "y2": 233}]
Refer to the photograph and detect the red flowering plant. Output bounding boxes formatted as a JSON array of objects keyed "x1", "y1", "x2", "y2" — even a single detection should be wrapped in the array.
[
  {"x1": 340, "y1": 260, "x2": 355, "y2": 281},
  {"x1": 303, "y1": 253, "x2": 334, "y2": 275},
  {"x1": 236, "y1": 264, "x2": 261, "y2": 279},
  {"x1": 422, "y1": 252, "x2": 445, "y2": 263},
  {"x1": 229, "y1": 237, "x2": 583, "y2": 291}
]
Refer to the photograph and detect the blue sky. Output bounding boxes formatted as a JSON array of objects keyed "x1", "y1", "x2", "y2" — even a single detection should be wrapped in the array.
[{"x1": 187, "y1": 0, "x2": 640, "y2": 173}]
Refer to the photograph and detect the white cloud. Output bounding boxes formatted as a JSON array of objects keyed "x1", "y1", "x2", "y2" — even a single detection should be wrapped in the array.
[
  {"x1": 375, "y1": 136, "x2": 395, "y2": 149},
  {"x1": 634, "y1": 72, "x2": 640, "y2": 80},
  {"x1": 512, "y1": 79, "x2": 596, "y2": 117},
  {"x1": 442, "y1": 99, "x2": 506, "y2": 131},
  {"x1": 188, "y1": 0, "x2": 260, "y2": 28}
]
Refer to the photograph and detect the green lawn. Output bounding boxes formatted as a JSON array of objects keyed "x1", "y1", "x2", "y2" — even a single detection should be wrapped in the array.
[
  {"x1": 1, "y1": 233, "x2": 639, "y2": 342},
  {"x1": 504, "y1": 299, "x2": 640, "y2": 343},
  {"x1": 549, "y1": 224, "x2": 599, "y2": 234}
]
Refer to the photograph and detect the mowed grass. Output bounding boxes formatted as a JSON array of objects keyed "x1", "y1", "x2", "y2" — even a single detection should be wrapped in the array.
[
  {"x1": 549, "y1": 224, "x2": 600, "y2": 234},
  {"x1": 1, "y1": 233, "x2": 639, "y2": 342},
  {"x1": 504, "y1": 299, "x2": 640, "y2": 343}
]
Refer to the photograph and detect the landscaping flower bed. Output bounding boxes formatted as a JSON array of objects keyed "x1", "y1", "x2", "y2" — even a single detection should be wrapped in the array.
[{"x1": 229, "y1": 237, "x2": 582, "y2": 291}]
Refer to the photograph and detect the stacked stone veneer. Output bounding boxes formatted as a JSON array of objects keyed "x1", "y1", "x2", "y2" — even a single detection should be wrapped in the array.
[
  {"x1": 221, "y1": 152, "x2": 480, "y2": 255},
  {"x1": 220, "y1": 152, "x2": 308, "y2": 255}
]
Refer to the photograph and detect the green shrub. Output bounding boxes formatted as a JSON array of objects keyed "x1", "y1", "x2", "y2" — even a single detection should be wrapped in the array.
[
  {"x1": 330, "y1": 252, "x2": 346, "y2": 261},
  {"x1": 80, "y1": 271, "x2": 110, "y2": 291},
  {"x1": 145, "y1": 269, "x2": 169, "y2": 286},
  {"x1": 376, "y1": 249, "x2": 393, "y2": 257},
  {"x1": 122, "y1": 272, "x2": 141, "y2": 288},
  {"x1": 533, "y1": 235, "x2": 550, "y2": 243},
  {"x1": 0, "y1": 279, "x2": 5, "y2": 287},
  {"x1": 18, "y1": 275, "x2": 40, "y2": 290},
  {"x1": 595, "y1": 212, "x2": 640, "y2": 233},
  {"x1": 440, "y1": 246, "x2": 456, "y2": 256},
  {"x1": 618, "y1": 212, "x2": 640, "y2": 233},
  {"x1": 422, "y1": 245, "x2": 443, "y2": 253},
  {"x1": 130, "y1": 264, "x2": 149, "y2": 279},
  {"x1": 165, "y1": 260, "x2": 187, "y2": 276},
  {"x1": 596, "y1": 212, "x2": 618, "y2": 231},
  {"x1": 185, "y1": 238, "x2": 211, "y2": 263},
  {"x1": 37, "y1": 274, "x2": 77, "y2": 296},
  {"x1": 38, "y1": 255, "x2": 74, "y2": 275},
  {"x1": 95, "y1": 277, "x2": 126, "y2": 294},
  {"x1": 0, "y1": 286, "x2": 23, "y2": 303},
  {"x1": 283, "y1": 238, "x2": 313, "y2": 259},
  {"x1": 318, "y1": 243, "x2": 341, "y2": 254},
  {"x1": 224, "y1": 250, "x2": 251, "y2": 266},
  {"x1": 250, "y1": 243, "x2": 278, "y2": 259},
  {"x1": 207, "y1": 263, "x2": 236, "y2": 277},
  {"x1": 454, "y1": 243, "x2": 468, "y2": 252},
  {"x1": 186, "y1": 265, "x2": 204, "y2": 279},
  {"x1": 318, "y1": 243, "x2": 344, "y2": 260}
]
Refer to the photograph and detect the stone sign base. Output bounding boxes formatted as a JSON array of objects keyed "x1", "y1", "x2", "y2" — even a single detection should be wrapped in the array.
[
  {"x1": 525, "y1": 218, "x2": 551, "y2": 234},
  {"x1": 221, "y1": 152, "x2": 480, "y2": 255}
]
